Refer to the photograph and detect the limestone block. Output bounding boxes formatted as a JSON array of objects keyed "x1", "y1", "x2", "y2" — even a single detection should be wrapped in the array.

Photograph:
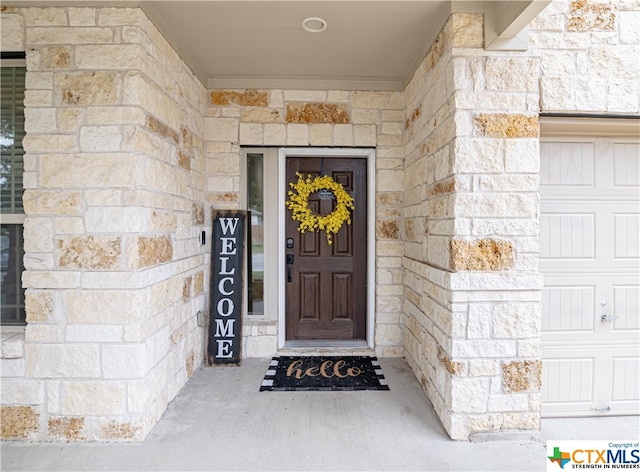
[
  {"x1": 454, "y1": 138, "x2": 504, "y2": 173},
  {"x1": 492, "y1": 303, "x2": 541, "y2": 339},
  {"x1": 239, "y1": 123, "x2": 263, "y2": 145},
  {"x1": 86, "y1": 106, "x2": 145, "y2": 125},
  {"x1": 286, "y1": 103, "x2": 349, "y2": 124},
  {"x1": 451, "y1": 12, "x2": 483, "y2": 48},
  {"x1": 24, "y1": 107, "x2": 57, "y2": 133},
  {"x1": 85, "y1": 207, "x2": 147, "y2": 233},
  {"x1": 333, "y1": 124, "x2": 354, "y2": 146},
  {"x1": 130, "y1": 235, "x2": 173, "y2": 269},
  {"x1": 55, "y1": 71, "x2": 120, "y2": 105},
  {"x1": 24, "y1": 90, "x2": 53, "y2": 107},
  {"x1": 375, "y1": 324, "x2": 402, "y2": 346},
  {"x1": 1, "y1": 334, "x2": 25, "y2": 359},
  {"x1": 23, "y1": 218, "x2": 53, "y2": 252},
  {"x1": 450, "y1": 239, "x2": 513, "y2": 271},
  {"x1": 540, "y1": 76, "x2": 576, "y2": 111},
  {"x1": 57, "y1": 108, "x2": 84, "y2": 132},
  {"x1": 57, "y1": 235, "x2": 122, "y2": 269},
  {"x1": 47, "y1": 416, "x2": 86, "y2": 441},
  {"x1": 568, "y1": 0, "x2": 617, "y2": 31},
  {"x1": 488, "y1": 393, "x2": 528, "y2": 412},
  {"x1": 102, "y1": 343, "x2": 148, "y2": 378},
  {"x1": 502, "y1": 412, "x2": 539, "y2": 430},
  {"x1": 1, "y1": 358, "x2": 25, "y2": 377},
  {"x1": 204, "y1": 117, "x2": 239, "y2": 142},
  {"x1": 79, "y1": 126, "x2": 122, "y2": 152},
  {"x1": 22, "y1": 134, "x2": 78, "y2": 153},
  {"x1": 620, "y1": 11, "x2": 640, "y2": 44},
  {"x1": 22, "y1": 271, "x2": 80, "y2": 289},
  {"x1": 25, "y1": 324, "x2": 64, "y2": 343},
  {"x1": 65, "y1": 289, "x2": 146, "y2": 324},
  {"x1": 98, "y1": 7, "x2": 144, "y2": 26},
  {"x1": 24, "y1": 253, "x2": 55, "y2": 270},
  {"x1": 354, "y1": 125, "x2": 377, "y2": 146},
  {"x1": 485, "y1": 58, "x2": 538, "y2": 93},
  {"x1": 263, "y1": 123, "x2": 286, "y2": 145},
  {"x1": 66, "y1": 325, "x2": 123, "y2": 343},
  {"x1": 68, "y1": 7, "x2": 97, "y2": 26},
  {"x1": 608, "y1": 79, "x2": 640, "y2": 113},
  {"x1": 26, "y1": 344, "x2": 100, "y2": 378},
  {"x1": 54, "y1": 217, "x2": 85, "y2": 234},
  {"x1": 22, "y1": 7, "x2": 67, "y2": 26},
  {"x1": 286, "y1": 124, "x2": 309, "y2": 145},
  {"x1": 452, "y1": 340, "x2": 517, "y2": 358},
  {"x1": 1, "y1": 12, "x2": 25, "y2": 51},
  {"x1": 210, "y1": 90, "x2": 268, "y2": 107},
  {"x1": 0, "y1": 406, "x2": 40, "y2": 439},
  {"x1": 28, "y1": 26, "x2": 114, "y2": 45},
  {"x1": 245, "y1": 336, "x2": 277, "y2": 358},
  {"x1": 467, "y1": 304, "x2": 492, "y2": 339},
  {"x1": 469, "y1": 360, "x2": 500, "y2": 377},
  {"x1": 474, "y1": 114, "x2": 539, "y2": 138},
  {"x1": 502, "y1": 360, "x2": 542, "y2": 393},
  {"x1": 0, "y1": 379, "x2": 44, "y2": 404},
  {"x1": 61, "y1": 380, "x2": 126, "y2": 415},
  {"x1": 455, "y1": 193, "x2": 537, "y2": 218},
  {"x1": 40, "y1": 153, "x2": 138, "y2": 188},
  {"x1": 450, "y1": 377, "x2": 489, "y2": 413},
  {"x1": 39, "y1": 46, "x2": 74, "y2": 70},
  {"x1": 241, "y1": 107, "x2": 282, "y2": 123},
  {"x1": 351, "y1": 91, "x2": 403, "y2": 109}
]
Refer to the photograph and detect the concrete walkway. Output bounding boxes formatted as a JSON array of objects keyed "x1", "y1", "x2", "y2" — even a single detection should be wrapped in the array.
[{"x1": 2, "y1": 358, "x2": 638, "y2": 471}]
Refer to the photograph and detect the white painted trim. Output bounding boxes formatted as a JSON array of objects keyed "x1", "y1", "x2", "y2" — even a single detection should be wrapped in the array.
[
  {"x1": 277, "y1": 147, "x2": 376, "y2": 349},
  {"x1": 540, "y1": 117, "x2": 640, "y2": 137},
  {"x1": 485, "y1": 0, "x2": 552, "y2": 51}
]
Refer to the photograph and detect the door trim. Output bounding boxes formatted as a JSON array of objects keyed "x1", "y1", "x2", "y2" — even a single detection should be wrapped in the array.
[{"x1": 278, "y1": 148, "x2": 376, "y2": 349}]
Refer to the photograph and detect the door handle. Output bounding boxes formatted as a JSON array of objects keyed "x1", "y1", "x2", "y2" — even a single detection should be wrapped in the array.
[
  {"x1": 601, "y1": 314, "x2": 618, "y2": 322},
  {"x1": 591, "y1": 405, "x2": 611, "y2": 413},
  {"x1": 286, "y1": 254, "x2": 294, "y2": 283}
]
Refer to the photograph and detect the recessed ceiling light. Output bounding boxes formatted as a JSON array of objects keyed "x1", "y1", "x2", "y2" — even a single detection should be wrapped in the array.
[{"x1": 302, "y1": 17, "x2": 328, "y2": 33}]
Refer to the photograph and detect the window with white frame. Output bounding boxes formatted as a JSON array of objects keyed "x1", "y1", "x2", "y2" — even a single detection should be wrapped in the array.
[{"x1": 1, "y1": 53, "x2": 26, "y2": 325}]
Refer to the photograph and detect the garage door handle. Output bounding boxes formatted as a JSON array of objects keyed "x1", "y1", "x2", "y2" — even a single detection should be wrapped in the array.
[
  {"x1": 600, "y1": 314, "x2": 618, "y2": 322},
  {"x1": 591, "y1": 406, "x2": 611, "y2": 413}
]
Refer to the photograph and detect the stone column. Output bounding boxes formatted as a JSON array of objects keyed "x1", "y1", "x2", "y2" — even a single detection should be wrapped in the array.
[
  {"x1": 402, "y1": 12, "x2": 543, "y2": 440},
  {"x1": 14, "y1": 6, "x2": 206, "y2": 441}
]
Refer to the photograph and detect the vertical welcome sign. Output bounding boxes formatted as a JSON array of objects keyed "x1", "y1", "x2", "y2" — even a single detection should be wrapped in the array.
[{"x1": 207, "y1": 210, "x2": 245, "y2": 366}]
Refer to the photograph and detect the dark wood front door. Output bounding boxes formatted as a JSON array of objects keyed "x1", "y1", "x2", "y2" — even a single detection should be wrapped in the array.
[{"x1": 285, "y1": 157, "x2": 367, "y2": 341}]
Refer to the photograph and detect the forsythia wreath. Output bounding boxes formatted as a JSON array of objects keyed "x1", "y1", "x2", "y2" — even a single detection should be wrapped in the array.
[{"x1": 285, "y1": 172, "x2": 355, "y2": 245}]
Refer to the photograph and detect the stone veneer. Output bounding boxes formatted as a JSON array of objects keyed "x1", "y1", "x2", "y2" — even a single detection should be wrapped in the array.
[
  {"x1": 1, "y1": 6, "x2": 207, "y2": 441},
  {"x1": 205, "y1": 88, "x2": 406, "y2": 359},
  {"x1": 401, "y1": 12, "x2": 543, "y2": 440},
  {"x1": 1, "y1": 0, "x2": 638, "y2": 442}
]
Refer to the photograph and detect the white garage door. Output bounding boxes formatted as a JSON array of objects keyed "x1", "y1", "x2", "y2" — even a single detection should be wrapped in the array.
[{"x1": 540, "y1": 136, "x2": 640, "y2": 417}]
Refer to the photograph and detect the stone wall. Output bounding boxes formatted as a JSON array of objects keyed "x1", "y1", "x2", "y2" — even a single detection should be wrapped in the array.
[
  {"x1": 0, "y1": 6, "x2": 207, "y2": 441},
  {"x1": 531, "y1": 0, "x2": 640, "y2": 113},
  {"x1": 205, "y1": 89, "x2": 406, "y2": 358},
  {"x1": 401, "y1": 12, "x2": 543, "y2": 440}
]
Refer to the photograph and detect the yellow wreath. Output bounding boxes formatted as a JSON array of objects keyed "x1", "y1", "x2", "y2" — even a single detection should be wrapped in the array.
[{"x1": 285, "y1": 172, "x2": 355, "y2": 245}]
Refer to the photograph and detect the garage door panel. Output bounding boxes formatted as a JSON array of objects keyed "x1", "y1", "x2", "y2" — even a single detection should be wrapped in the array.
[
  {"x1": 542, "y1": 285, "x2": 595, "y2": 332},
  {"x1": 613, "y1": 285, "x2": 640, "y2": 331},
  {"x1": 614, "y1": 213, "x2": 640, "y2": 259},
  {"x1": 613, "y1": 143, "x2": 640, "y2": 187},
  {"x1": 540, "y1": 213, "x2": 595, "y2": 259},
  {"x1": 540, "y1": 142, "x2": 595, "y2": 187},
  {"x1": 542, "y1": 355, "x2": 594, "y2": 416},
  {"x1": 541, "y1": 136, "x2": 640, "y2": 418}
]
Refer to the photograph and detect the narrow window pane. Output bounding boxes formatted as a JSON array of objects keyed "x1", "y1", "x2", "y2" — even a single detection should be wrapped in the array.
[
  {"x1": 1, "y1": 66, "x2": 26, "y2": 214},
  {"x1": 247, "y1": 153, "x2": 264, "y2": 316},
  {"x1": 1, "y1": 224, "x2": 25, "y2": 325}
]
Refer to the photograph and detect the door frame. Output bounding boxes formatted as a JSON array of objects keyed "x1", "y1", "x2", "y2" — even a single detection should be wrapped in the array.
[{"x1": 277, "y1": 147, "x2": 376, "y2": 349}]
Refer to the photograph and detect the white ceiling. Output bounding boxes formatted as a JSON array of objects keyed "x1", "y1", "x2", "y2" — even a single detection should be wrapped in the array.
[
  {"x1": 142, "y1": 1, "x2": 452, "y2": 91},
  {"x1": 6, "y1": 1, "x2": 550, "y2": 91}
]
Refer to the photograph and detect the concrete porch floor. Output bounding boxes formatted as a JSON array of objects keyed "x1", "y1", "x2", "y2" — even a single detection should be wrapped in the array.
[{"x1": 2, "y1": 358, "x2": 638, "y2": 471}]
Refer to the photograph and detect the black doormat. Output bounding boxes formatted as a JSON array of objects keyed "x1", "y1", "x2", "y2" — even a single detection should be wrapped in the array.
[{"x1": 259, "y1": 356, "x2": 390, "y2": 391}]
